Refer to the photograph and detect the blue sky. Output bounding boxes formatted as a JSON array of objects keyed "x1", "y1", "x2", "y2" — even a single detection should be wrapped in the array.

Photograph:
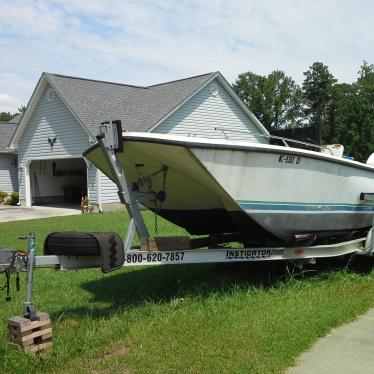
[{"x1": 1, "y1": 0, "x2": 374, "y2": 112}]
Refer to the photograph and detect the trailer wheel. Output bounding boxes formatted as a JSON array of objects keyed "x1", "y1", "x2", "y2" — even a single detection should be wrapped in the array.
[{"x1": 44, "y1": 232, "x2": 101, "y2": 256}]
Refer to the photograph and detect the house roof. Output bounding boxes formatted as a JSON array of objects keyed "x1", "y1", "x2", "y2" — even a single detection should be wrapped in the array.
[
  {"x1": 0, "y1": 122, "x2": 17, "y2": 152},
  {"x1": 44, "y1": 72, "x2": 216, "y2": 136},
  {"x1": 10, "y1": 71, "x2": 269, "y2": 149},
  {"x1": 8, "y1": 113, "x2": 22, "y2": 124}
]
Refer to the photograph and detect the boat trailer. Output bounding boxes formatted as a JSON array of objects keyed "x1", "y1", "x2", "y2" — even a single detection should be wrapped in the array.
[{"x1": 2, "y1": 121, "x2": 374, "y2": 320}]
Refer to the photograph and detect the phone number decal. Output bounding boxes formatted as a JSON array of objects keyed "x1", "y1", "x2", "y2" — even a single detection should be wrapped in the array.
[{"x1": 125, "y1": 251, "x2": 185, "y2": 264}]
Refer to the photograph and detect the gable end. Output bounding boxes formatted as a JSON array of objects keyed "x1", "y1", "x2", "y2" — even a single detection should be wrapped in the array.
[{"x1": 152, "y1": 76, "x2": 268, "y2": 143}]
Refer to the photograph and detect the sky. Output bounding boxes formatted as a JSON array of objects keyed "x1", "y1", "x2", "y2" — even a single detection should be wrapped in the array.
[{"x1": 1, "y1": 0, "x2": 374, "y2": 113}]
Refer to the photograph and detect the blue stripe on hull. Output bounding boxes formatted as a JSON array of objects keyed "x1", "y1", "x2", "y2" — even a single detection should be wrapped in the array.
[{"x1": 238, "y1": 201, "x2": 374, "y2": 212}]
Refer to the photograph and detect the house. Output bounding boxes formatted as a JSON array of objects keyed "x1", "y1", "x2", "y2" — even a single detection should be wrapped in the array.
[
  {"x1": 8, "y1": 71, "x2": 268, "y2": 210},
  {"x1": 0, "y1": 115, "x2": 20, "y2": 194}
]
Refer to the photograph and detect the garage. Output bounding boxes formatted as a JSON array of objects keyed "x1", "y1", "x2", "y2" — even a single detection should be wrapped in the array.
[{"x1": 29, "y1": 158, "x2": 87, "y2": 206}]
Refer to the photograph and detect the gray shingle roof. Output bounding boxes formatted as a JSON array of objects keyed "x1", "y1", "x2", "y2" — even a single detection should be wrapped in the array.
[
  {"x1": 44, "y1": 72, "x2": 215, "y2": 136},
  {"x1": 8, "y1": 113, "x2": 22, "y2": 124},
  {"x1": 0, "y1": 123, "x2": 17, "y2": 152}
]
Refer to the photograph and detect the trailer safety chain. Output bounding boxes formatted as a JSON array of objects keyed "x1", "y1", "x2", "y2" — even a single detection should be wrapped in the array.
[
  {"x1": 0, "y1": 251, "x2": 17, "y2": 302},
  {"x1": 0, "y1": 250, "x2": 26, "y2": 302},
  {"x1": 154, "y1": 208, "x2": 159, "y2": 235}
]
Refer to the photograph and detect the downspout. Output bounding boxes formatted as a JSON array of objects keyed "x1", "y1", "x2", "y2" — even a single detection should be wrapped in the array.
[
  {"x1": 96, "y1": 168, "x2": 102, "y2": 212},
  {"x1": 25, "y1": 160, "x2": 32, "y2": 208}
]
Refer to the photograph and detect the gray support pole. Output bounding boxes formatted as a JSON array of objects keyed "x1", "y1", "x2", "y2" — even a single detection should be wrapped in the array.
[
  {"x1": 97, "y1": 123, "x2": 149, "y2": 240},
  {"x1": 24, "y1": 232, "x2": 37, "y2": 320},
  {"x1": 124, "y1": 218, "x2": 136, "y2": 251}
]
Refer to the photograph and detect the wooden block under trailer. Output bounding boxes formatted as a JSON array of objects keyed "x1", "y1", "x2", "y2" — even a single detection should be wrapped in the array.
[
  {"x1": 8, "y1": 312, "x2": 52, "y2": 352},
  {"x1": 141, "y1": 236, "x2": 190, "y2": 251}
]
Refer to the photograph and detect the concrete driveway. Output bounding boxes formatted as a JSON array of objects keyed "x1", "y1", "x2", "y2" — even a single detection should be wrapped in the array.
[
  {"x1": 288, "y1": 308, "x2": 374, "y2": 373},
  {"x1": 0, "y1": 204, "x2": 81, "y2": 223}
]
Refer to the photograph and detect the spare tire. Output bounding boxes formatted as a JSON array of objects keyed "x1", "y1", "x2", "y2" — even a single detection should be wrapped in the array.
[{"x1": 44, "y1": 232, "x2": 101, "y2": 256}]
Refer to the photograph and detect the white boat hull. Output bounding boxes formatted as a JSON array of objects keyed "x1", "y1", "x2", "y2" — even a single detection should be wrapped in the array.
[
  {"x1": 193, "y1": 147, "x2": 374, "y2": 240},
  {"x1": 84, "y1": 133, "x2": 374, "y2": 243}
]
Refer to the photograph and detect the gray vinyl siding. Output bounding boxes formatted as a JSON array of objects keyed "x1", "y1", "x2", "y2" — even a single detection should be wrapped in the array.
[
  {"x1": 99, "y1": 171, "x2": 119, "y2": 203},
  {"x1": 152, "y1": 79, "x2": 267, "y2": 143},
  {"x1": 87, "y1": 165, "x2": 98, "y2": 203},
  {"x1": 0, "y1": 153, "x2": 18, "y2": 193},
  {"x1": 18, "y1": 84, "x2": 96, "y2": 204}
]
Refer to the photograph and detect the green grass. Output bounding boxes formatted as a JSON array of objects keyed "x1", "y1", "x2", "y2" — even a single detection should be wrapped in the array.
[{"x1": 1, "y1": 211, "x2": 374, "y2": 373}]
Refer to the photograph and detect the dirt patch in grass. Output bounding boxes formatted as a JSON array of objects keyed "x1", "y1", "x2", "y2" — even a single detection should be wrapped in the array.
[
  {"x1": 63, "y1": 319, "x2": 80, "y2": 329},
  {"x1": 63, "y1": 341, "x2": 134, "y2": 374},
  {"x1": 94, "y1": 341, "x2": 132, "y2": 362}
]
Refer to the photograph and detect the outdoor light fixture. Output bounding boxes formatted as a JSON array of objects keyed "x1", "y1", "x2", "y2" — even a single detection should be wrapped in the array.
[{"x1": 48, "y1": 137, "x2": 57, "y2": 147}]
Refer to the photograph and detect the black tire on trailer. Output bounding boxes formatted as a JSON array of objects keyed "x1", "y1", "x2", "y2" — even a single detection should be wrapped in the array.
[{"x1": 44, "y1": 232, "x2": 101, "y2": 256}]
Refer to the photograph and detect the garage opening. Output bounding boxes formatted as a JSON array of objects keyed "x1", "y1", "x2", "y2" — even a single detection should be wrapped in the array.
[{"x1": 30, "y1": 158, "x2": 87, "y2": 206}]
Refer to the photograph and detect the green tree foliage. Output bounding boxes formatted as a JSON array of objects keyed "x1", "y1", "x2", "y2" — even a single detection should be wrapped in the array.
[
  {"x1": 302, "y1": 62, "x2": 337, "y2": 144},
  {"x1": 0, "y1": 108, "x2": 25, "y2": 123},
  {"x1": 234, "y1": 61, "x2": 374, "y2": 162},
  {"x1": 0, "y1": 112, "x2": 13, "y2": 122},
  {"x1": 233, "y1": 70, "x2": 302, "y2": 132},
  {"x1": 326, "y1": 62, "x2": 374, "y2": 161},
  {"x1": 330, "y1": 83, "x2": 362, "y2": 157},
  {"x1": 349, "y1": 63, "x2": 374, "y2": 161}
]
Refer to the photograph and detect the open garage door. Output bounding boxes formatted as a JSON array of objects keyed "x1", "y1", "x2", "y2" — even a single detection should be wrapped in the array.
[{"x1": 30, "y1": 158, "x2": 87, "y2": 206}]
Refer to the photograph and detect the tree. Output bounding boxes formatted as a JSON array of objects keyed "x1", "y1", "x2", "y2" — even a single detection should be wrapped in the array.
[
  {"x1": 0, "y1": 112, "x2": 13, "y2": 122},
  {"x1": 330, "y1": 83, "x2": 361, "y2": 157},
  {"x1": 0, "y1": 106, "x2": 25, "y2": 122},
  {"x1": 349, "y1": 62, "x2": 374, "y2": 161},
  {"x1": 324, "y1": 62, "x2": 374, "y2": 162},
  {"x1": 17, "y1": 105, "x2": 26, "y2": 113},
  {"x1": 233, "y1": 70, "x2": 302, "y2": 132},
  {"x1": 302, "y1": 62, "x2": 337, "y2": 144}
]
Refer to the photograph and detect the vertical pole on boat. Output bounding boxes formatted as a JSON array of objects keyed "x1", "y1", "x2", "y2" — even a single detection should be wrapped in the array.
[
  {"x1": 371, "y1": 214, "x2": 374, "y2": 254},
  {"x1": 360, "y1": 193, "x2": 374, "y2": 255},
  {"x1": 96, "y1": 121, "x2": 149, "y2": 241}
]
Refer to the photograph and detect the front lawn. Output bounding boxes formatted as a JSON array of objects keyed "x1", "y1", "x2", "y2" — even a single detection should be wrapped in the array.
[{"x1": 1, "y1": 211, "x2": 374, "y2": 373}]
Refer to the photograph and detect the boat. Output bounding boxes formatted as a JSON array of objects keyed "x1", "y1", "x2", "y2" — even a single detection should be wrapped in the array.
[{"x1": 83, "y1": 132, "x2": 374, "y2": 246}]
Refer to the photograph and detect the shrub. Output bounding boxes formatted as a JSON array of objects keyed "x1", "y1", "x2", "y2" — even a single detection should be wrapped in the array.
[
  {"x1": 4, "y1": 196, "x2": 13, "y2": 205},
  {"x1": 10, "y1": 192, "x2": 19, "y2": 205},
  {"x1": 0, "y1": 190, "x2": 8, "y2": 204}
]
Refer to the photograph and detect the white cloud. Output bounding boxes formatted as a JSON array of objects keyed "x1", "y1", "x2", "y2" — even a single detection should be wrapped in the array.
[
  {"x1": 0, "y1": 94, "x2": 19, "y2": 113},
  {"x1": 0, "y1": 1, "x2": 61, "y2": 37},
  {"x1": 0, "y1": 0, "x2": 374, "y2": 108}
]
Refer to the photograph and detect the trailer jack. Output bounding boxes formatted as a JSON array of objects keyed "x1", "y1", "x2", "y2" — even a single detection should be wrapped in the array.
[{"x1": 19, "y1": 233, "x2": 37, "y2": 320}]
